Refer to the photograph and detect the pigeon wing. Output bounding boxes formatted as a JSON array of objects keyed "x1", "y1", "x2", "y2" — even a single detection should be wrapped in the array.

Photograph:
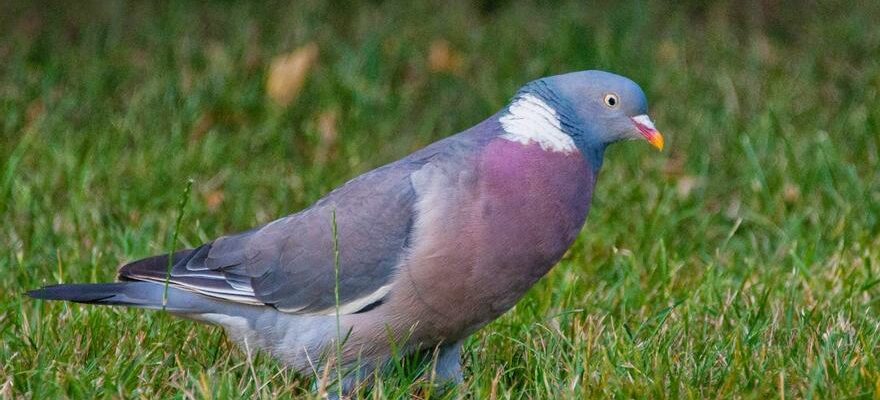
[{"x1": 119, "y1": 163, "x2": 421, "y2": 315}]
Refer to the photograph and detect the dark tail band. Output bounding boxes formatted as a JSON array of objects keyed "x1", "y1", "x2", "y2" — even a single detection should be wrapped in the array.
[{"x1": 27, "y1": 281, "x2": 209, "y2": 312}]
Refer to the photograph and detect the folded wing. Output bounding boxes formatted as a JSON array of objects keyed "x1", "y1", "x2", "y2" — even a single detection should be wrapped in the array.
[{"x1": 119, "y1": 163, "x2": 421, "y2": 315}]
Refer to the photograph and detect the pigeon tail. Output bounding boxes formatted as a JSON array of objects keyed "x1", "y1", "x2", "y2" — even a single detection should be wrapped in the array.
[{"x1": 27, "y1": 281, "x2": 215, "y2": 313}]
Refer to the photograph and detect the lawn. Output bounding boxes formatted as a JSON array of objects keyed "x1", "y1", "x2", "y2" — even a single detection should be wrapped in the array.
[{"x1": 2, "y1": 0, "x2": 880, "y2": 398}]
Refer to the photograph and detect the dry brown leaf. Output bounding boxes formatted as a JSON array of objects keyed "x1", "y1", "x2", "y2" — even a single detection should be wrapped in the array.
[
  {"x1": 205, "y1": 190, "x2": 225, "y2": 212},
  {"x1": 783, "y1": 183, "x2": 800, "y2": 204},
  {"x1": 266, "y1": 43, "x2": 319, "y2": 107},
  {"x1": 314, "y1": 110, "x2": 339, "y2": 165},
  {"x1": 428, "y1": 39, "x2": 463, "y2": 74},
  {"x1": 318, "y1": 110, "x2": 338, "y2": 143}
]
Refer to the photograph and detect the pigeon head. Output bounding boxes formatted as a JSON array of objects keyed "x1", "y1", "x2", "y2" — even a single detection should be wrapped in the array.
[{"x1": 500, "y1": 70, "x2": 664, "y2": 159}]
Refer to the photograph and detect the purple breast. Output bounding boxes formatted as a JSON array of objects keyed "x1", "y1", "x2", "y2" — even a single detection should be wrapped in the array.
[
  {"x1": 472, "y1": 138, "x2": 595, "y2": 313},
  {"x1": 387, "y1": 137, "x2": 599, "y2": 341}
]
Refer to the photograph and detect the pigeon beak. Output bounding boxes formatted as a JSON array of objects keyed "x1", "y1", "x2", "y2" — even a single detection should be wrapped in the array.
[{"x1": 631, "y1": 115, "x2": 664, "y2": 151}]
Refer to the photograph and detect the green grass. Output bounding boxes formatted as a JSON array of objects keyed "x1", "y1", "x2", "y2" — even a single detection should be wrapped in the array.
[{"x1": 2, "y1": 0, "x2": 880, "y2": 398}]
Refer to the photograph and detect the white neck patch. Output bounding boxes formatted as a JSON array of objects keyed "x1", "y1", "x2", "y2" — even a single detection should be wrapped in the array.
[{"x1": 499, "y1": 94, "x2": 577, "y2": 154}]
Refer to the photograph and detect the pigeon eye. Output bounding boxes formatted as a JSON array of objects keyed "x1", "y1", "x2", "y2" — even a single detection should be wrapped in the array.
[{"x1": 603, "y1": 93, "x2": 619, "y2": 108}]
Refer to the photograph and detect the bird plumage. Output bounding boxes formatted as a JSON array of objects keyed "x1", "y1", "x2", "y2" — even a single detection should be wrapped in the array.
[{"x1": 28, "y1": 70, "x2": 663, "y2": 392}]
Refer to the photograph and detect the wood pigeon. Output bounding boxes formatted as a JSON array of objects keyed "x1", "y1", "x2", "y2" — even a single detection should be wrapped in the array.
[{"x1": 29, "y1": 70, "x2": 664, "y2": 393}]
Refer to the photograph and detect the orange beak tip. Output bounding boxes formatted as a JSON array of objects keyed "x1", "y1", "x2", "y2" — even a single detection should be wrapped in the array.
[{"x1": 650, "y1": 132, "x2": 665, "y2": 151}]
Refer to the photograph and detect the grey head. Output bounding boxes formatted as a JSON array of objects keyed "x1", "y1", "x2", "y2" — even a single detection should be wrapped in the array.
[{"x1": 504, "y1": 70, "x2": 664, "y2": 164}]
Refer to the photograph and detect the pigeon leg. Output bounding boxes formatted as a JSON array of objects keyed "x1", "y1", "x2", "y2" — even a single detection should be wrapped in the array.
[{"x1": 430, "y1": 340, "x2": 464, "y2": 385}]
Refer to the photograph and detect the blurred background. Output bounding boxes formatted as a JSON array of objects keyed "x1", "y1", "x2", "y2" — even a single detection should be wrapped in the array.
[{"x1": 1, "y1": 0, "x2": 879, "y2": 398}]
